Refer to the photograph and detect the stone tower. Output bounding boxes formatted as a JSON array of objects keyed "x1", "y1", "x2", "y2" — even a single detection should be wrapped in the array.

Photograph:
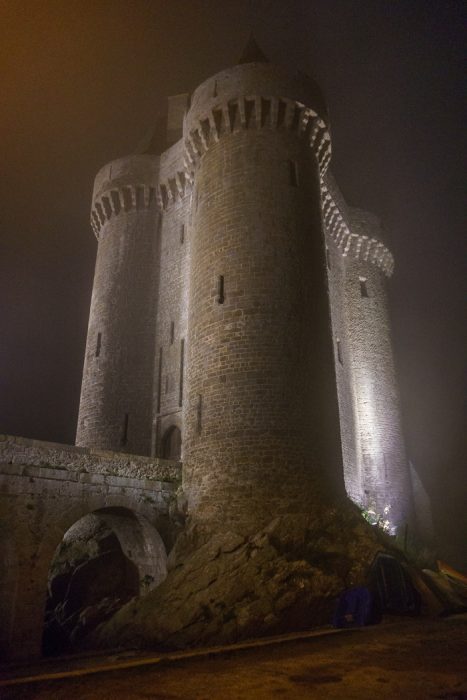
[
  {"x1": 181, "y1": 48, "x2": 341, "y2": 530},
  {"x1": 322, "y1": 179, "x2": 413, "y2": 530},
  {"x1": 76, "y1": 40, "x2": 413, "y2": 533},
  {"x1": 76, "y1": 156, "x2": 160, "y2": 455}
]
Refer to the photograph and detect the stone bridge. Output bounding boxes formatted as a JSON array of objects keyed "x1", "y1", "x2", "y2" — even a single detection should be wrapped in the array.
[{"x1": 0, "y1": 435, "x2": 181, "y2": 661}]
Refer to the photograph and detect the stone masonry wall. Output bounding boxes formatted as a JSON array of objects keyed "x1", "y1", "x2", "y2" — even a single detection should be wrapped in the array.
[
  {"x1": 153, "y1": 139, "x2": 191, "y2": 457},
  {"x1": 325, "y1": 203, "x2": 413, "y2": 529},
  {"x1": 182, "y1": 106, "x2": 340, "y2": 529},
  {"x1": 344, "y1": 210, "x2": 412, "y2": 527},
  {"x1": 325, "y1": 229, "x2": 360, "y2": 504}
]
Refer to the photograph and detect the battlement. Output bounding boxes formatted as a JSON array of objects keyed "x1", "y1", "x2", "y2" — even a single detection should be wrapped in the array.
[
  {"x1": 321, "y1": 175, "x2": 394, "y2": 276},
  {"x1": 158, "y1": 139, "x2": 192, "y2": 209},
  {"x1": 91, "y1": 184, "x2": 159, "y2": 237},
  {"x1": 184, "y1": 62, "x2": 330, "y2": 174},
  {"x1": 184, "y1": 94, "x2": 331, "y2": 175},
  {"x1": 90, "y1": 154, "x2": 160, "y2": 238}
]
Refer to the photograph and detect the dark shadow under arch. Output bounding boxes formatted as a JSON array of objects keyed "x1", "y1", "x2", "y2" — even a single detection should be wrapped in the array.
[{"x1": 42, "y1": 507, "x2": 167, "y2": 656}]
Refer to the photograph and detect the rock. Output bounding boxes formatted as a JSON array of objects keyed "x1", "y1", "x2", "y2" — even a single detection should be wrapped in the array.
[
  {"x1": 88, "y1": 507, "x2": 388, "y2": 652},
  {"x1": 64, "y1": 550, "x2": 139, "y2": 615},
  {"x1": 221, "y1": 532, "x2": 245, "y2": 553},
  {"x1": 69, "y1": 597, "x2": 123, "y2": 645}
]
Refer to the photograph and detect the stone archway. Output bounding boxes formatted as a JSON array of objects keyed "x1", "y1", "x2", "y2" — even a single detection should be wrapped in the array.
[
  {"x1": 161, "y1": 425, "x2": 182, "y2": 460},
  {"x1": 42, "y1": 507, "x2": 167, "y2": 655}
]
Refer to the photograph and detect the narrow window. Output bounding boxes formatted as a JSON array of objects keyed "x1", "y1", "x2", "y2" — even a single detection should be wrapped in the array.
[
  {"x1": 95, "y1": 332, "x2": 102, "y2": 357},
  {"x1": 165, "y1": 375, "x2": 169, "y2": 393},
  {"x1": 359, "y1": 277, "x2": 368, "y2": 297},
  {"x1": 156, "y1": 347, "x2": 163, "y2": 413},
  {"x1": 159, "y1": 184, "x2": 168, "y2": 209},
  {"x1": 180, "y1": 224, "x2": 185, "y2": 244},
  {"x1": 260, "y1": 98, "x2": 271, "y2": 127},
  {"x1": 277, "y1": 100, "x2": 287, "y2": 127},
  {"x1": 170, "y1": 321, "x2": 175, "y2": 345},
  {"x1": 196, "y1": 394, "x2": 203, "y2": 434},
  {"x1": 337, "y1": 339, "x2": 343, "y2": 365},
  {"x1": 179, "y1": 338, "x2": 185, "y2": 407},
  {"x1": 216, "y1": 275, "x2": 225, "y2": 304},
  {"x1": 244, "y1": 99, "x2": 255, "y2": 127},
  {"x1": 228, "y1": 102, "x2": 238, "y2": 131},
  {"x1": 326, "y1": 247, "x2": 331, "y2": 270},
  {"x1": 153, "y1": 417, "x2": 161, "y2": 457},
  {"x1": 289, "y1": 160, "x2": 299, "y2": 187},
  {"x1": 120, "y1": 413, "x2": 129, "y2": 446}
]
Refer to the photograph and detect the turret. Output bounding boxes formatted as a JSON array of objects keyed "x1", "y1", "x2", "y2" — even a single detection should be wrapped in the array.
[
  {"x1": 323, "y1": 176, "x2": 413, "y2": 531},
  {"x1": 181, "y1": 46, "x2": 342, "y2": 530},
  {"x1": 76, "y1": 155, "x2": 160, "y2": 454}
]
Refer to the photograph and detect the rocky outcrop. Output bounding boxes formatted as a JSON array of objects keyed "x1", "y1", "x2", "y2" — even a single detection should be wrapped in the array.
[{"x1": 90, "y1": 502, "x2": 387, "y2": 650}]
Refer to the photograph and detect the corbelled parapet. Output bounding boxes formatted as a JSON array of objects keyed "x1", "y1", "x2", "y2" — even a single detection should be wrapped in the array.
[
  {"x1": 321, "y1": 173, "x2": 394, "y2": 276},
  {"x1": 157, "y1": 138, "x2": 191, "y2": 209},
  {"x1": 183, "y1": 63, "x2": 332, "y2": 175},
  {"x1": 90, "y1": 155, "x2": 159, "y2": 238}
]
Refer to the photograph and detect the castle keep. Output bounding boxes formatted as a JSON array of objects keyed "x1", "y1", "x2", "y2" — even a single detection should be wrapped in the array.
[{"x1": 76, "y1": 41, "x2": 413, "y2": 532}]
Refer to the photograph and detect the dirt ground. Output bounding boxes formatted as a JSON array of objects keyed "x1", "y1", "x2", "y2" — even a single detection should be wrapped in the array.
[{"x1": 1, "y1": 615, "x2": 466, "y2": 699}]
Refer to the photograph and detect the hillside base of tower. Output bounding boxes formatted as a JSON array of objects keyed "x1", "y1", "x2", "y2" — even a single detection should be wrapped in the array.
[{"x1": 86, "y1": 501, "x2": 404, "y2": 652}]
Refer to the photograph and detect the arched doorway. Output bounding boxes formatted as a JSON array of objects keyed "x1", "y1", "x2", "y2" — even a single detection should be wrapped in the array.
[
  {"x1": 161, "y1": 425, "x2": 181, "y2": 460},
  {"x1": 42, "y1": 507, "x2": 166, "y2": 656}
]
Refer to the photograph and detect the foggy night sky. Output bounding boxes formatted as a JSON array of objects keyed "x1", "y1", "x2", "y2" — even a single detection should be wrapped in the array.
[{"x1": 1, "y1": 1, "x2": 465, "y2": 566}]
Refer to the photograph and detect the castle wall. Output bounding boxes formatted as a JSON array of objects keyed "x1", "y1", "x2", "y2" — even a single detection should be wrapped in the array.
[
  {"x1": 326, "y1": 232, "x2": 360, "y2": 503},
  {"x1": 152, "y1": 142, "x2": 191, "y2": 457},
  {"x1": 76, "y1": 156, "x2": 160, "y2": 455}
]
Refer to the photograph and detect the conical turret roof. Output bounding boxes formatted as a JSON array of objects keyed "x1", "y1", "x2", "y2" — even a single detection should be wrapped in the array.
[{"x1": 238, "y1": 34, "x2": 269, "y2": 64}]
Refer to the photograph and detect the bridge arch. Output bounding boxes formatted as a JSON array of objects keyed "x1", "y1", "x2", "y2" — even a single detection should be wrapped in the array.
[
  {"x1": 42, "y1": 506, "x2": 167, "y2": 655},
  {"x1": 0, "y1": 439, "x2": 180, "y2": 661}
]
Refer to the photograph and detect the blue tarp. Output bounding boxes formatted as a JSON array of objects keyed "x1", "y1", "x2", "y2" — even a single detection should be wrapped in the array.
[{"x1": 332, "y1": 586, "x2": 377, "y2": 628}]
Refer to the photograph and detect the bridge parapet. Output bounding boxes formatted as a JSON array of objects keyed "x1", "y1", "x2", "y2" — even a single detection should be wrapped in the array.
[{"x1": 0, "y1": 434, "x2": 181, "y2": 482}]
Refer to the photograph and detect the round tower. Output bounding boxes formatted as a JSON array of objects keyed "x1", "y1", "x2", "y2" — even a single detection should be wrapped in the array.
[
  {"x1": 76, "y1": 155, "x2": 160, "y2": 455},
  {"x1": 182, "y1": 50, "x2": 342, "y2": 531},
  {"x1": 324, "y1": 197, "x2": 413, "y2": 531}
]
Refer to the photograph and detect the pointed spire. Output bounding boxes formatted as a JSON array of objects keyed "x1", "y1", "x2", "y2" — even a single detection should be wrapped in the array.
[{"x1": 238, "y1": 34, "x2": 269, "y2": 65}]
